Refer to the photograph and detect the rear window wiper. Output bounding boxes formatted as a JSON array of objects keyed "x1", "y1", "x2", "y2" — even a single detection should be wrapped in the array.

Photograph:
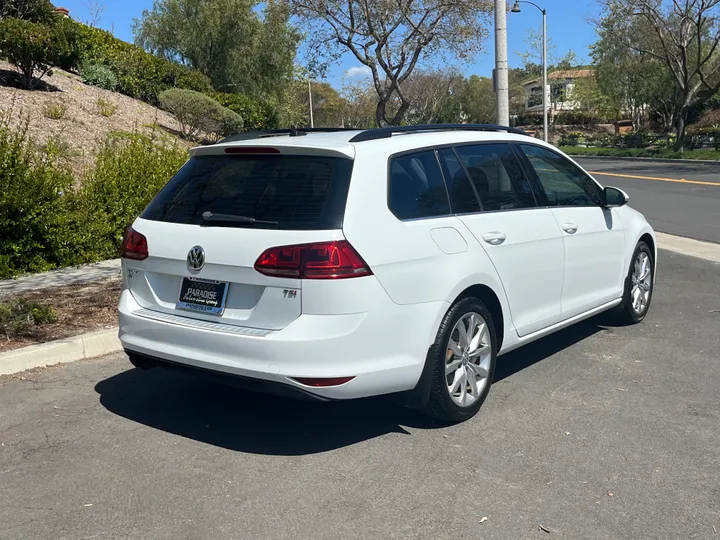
[{"x1": 201, "y1": 211, "x2": 279, "y2": 226}]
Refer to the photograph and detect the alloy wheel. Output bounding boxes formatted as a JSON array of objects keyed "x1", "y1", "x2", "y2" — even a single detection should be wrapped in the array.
[
  {"x1": 631, "y1": 251, "x2": 652, "y2": 314},
  {"x1": 445, "y1": 312, "x2": 492, "y2": 407}
]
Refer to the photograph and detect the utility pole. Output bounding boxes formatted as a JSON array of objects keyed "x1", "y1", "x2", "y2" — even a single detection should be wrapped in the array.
[
  {"x1": 495, "y1": 0, "x2": 510, "y2": 126},
  {"x1": 308, "y1": 79, "x2": 314, "y2": 128},
  {"x1": 541, "y1": 8, "x2": 548, "y2": 142}
]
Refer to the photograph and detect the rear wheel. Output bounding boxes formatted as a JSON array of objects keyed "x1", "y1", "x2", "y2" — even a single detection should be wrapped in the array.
[
  {"x1": 424, "y1": 297, "x2": 497, "y2": 423},
  {"x1": 613, "y1": 241, "x2": 654, "y2": 324}
]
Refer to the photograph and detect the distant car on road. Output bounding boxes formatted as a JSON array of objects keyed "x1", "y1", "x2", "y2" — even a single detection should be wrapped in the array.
[{"x1": 118, "y1": 124, "x2": 656, "y2": 423}]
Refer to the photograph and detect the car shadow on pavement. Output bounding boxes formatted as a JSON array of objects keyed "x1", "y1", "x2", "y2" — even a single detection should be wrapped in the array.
[
  {"x1": 95, "y1": 317, "x2": 609, "y2": 456},
  {"x1": 495, "y1": 317, "x2": 607, "y2": 382},
  {"x1": 95, "y1": 366, "x2": 434, "y2": 456}
]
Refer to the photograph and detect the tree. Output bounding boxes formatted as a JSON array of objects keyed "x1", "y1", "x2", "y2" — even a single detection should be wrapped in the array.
[
  {"x1": 133, "y1": 0, "x2": 300, "y2": 97},
  {"x1": 0, "y1": 0, "x2": 54, "y2": 23},
  {"x1": 84, "y1": 0, "x2": 105, "y2": 28},
  {"x1": 457, "y1": 75, "x2": 495, "y2": 124},
  {"x1": 159, "y1": 88, "x2": 244, "y2": 141},
  {"x1": 0, "y1": 17, "x2": 65, "y2": 89},
  {"x1": 340, "y1": 77, "x2": 376, "y2": 128},
  {"x1": 292, "y1": 0, "x2": 492, "y2": 126},
  {"x1": 600, "y1": 0, "x2": 720, "y2": 150},
  {"x1": 395, "y1": 69, "x2": 464, "y2": 124}
]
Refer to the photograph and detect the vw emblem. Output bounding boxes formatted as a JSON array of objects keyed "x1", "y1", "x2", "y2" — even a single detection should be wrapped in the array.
[{"x1": 187, "y1": 245, "x2": 205, "y2": 272}]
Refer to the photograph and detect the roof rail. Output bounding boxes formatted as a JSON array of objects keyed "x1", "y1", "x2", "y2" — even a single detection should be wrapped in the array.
[
  {"x1": 217, "y1": 127, "x2": 358, "y2": 144},
  {"x1": 348, "y1": 123, "x2": 527, "y2": 143}
]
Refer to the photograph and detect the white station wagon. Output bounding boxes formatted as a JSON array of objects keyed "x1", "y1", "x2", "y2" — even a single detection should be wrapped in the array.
[{"x1": 118, "y1": 125, "x2": 656, "y2": 422}]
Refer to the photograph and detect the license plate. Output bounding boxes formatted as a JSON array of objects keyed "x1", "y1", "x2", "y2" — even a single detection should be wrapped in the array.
[{"x1": 176, "y1": 277, "x2": 228, "y2": 315}]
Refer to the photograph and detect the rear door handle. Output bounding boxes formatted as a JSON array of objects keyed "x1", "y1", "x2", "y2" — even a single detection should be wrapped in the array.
[
  {"x1": 482, "y1": 232, "x2": 507, "y2": 245},
  {"x1": 561, "y1": 222, "x2": 578, "y2": 234}
]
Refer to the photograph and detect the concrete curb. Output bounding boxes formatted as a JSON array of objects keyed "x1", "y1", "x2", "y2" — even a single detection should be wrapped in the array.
[
  {"x1": 0, "y1": 328, "x2": 121, "y2": 376},
  {"x1": 656, "y1": 232, "x2": 720, "y2": 263},
  {"x1": 569, "y1": 154, "x2": 720, "y2": 166}
]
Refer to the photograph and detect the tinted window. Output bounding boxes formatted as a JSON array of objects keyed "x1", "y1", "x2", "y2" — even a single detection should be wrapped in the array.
[
  {"x1": 454, "y1": 144, "x2": 537, "y2": 211},
  {"x1": 141, "y1": 154, "x2": 353, "y2": 230},
  {"x1": 388, "y1": 150, "x2": 451, "y2": 220},
  {"x1": 437, "y1": 148, "x2": 481, "y2": 214},
  {"x1": 519, "y1": 144, "x2": 603, "y2": 206}
]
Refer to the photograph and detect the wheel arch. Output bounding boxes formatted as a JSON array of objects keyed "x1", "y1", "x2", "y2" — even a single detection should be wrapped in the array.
[{"x1": 450, "y1": 284, "x2": 506, "y2": 352}]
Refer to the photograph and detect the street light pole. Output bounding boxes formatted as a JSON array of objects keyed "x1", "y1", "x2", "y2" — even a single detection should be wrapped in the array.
[
  {"x1": 542, "y1": 8, "x2": 548, "y2": 142},
  {"x1": 511, "y1": 1, "x2": 548, "y2": 142},
  {"x1": 495, "y1": 0, "x2": 510, "y2": 126},
  {"x1": 308, "y1": 79, "x2": 314, "y2": 128}
]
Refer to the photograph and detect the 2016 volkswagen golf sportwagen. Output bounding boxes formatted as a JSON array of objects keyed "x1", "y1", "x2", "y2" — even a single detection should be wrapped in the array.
[{"x1": 118, "y1": 124, "x2": 656, "y2": 423}]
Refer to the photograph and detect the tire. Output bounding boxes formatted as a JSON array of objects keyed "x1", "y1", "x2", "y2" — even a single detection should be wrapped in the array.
[
  {"x1": 612, "y1": 241, "x2": 654, "y2": 325},
  {"x1": 423, "y1": 297, "x2": 497, "y2": 423}
]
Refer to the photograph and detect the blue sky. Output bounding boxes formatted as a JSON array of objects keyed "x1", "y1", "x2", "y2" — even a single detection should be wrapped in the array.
[{"x1": 58, "y1": 0, "x2": 601, "y2": 85}]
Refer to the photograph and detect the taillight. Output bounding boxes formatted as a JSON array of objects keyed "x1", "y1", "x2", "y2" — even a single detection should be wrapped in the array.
[
  {"x1": 120, "y1": 227, "x2": 148, "y2": 261},
  {"x1": 254, "y1": 240, "x2": 372, "y2": 279}
]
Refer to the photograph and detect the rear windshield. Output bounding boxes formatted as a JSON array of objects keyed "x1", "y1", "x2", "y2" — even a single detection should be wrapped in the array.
[{"x1": 141, "y1": 154, "x2": 354, "y2": 230}]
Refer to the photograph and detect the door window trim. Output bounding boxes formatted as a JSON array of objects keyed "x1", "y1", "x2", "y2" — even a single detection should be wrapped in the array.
[
  {"x1": 513, "y1": 142, "x2": 605, "y2": 208},
  {"x1": 386, "y1": 147, "x2": 454, "y2": 222},
  {"x1": 388, "y1": 141, "x2": 546, "y2": 219}
]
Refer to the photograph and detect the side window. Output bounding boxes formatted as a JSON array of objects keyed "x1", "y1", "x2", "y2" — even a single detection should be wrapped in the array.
[
  {"x1": 437, "y1": 148, "x2": 481, "y2": 214},
  {"x1": 519, "y1": 144, "x2": 603, "y2": 207},
  {"x1": 388, "y1": 150, "x2": 451, "y2": 220},
  {"x1": 454, "y1": 144, "x2": 538, "y2": 211}
]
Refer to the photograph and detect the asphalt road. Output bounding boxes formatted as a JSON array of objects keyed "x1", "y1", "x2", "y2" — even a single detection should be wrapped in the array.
[
  {"x1": 575, "y1": 157, "x2": 720, "y2": 244},
  {"x1": 1, "y1": 249, "x2": 719, "y2": 540}
]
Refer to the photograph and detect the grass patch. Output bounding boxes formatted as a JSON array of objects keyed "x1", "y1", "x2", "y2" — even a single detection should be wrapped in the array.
[
  {"x1": 560, "y1": 146, "x2": 720, "y2": 161},
  {"x1": 96, "y1": 98, "x2": 118, "y2": 118},
  {"x1": 0, "y1": 298, "x2": 57, "y2": 340},
  {"x1": 42, "y1": 100, "x2": 67, "y2": 120}
]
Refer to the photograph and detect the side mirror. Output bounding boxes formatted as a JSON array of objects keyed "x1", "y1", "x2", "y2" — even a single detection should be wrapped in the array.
[{"x1": 603, "y1": 186, "x2": 629, "y2": 207}]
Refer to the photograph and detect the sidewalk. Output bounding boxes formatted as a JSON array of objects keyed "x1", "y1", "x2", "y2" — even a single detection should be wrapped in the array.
[{"x1": 0, "y1": 259, "x2": 121, "y2": 298}]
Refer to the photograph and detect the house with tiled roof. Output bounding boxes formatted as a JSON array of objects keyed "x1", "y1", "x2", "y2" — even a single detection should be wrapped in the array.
[{"x1": 522, "y1": 68, "x2": 594, "y2": 114}]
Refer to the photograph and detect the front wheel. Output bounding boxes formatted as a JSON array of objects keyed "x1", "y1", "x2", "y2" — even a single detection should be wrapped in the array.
[
  {"x1": 423, "y1": 297, "x2": 497, "y2": 423},
  {"x1": 613, "y1": 241, "x2": 654, "y2": 324}
]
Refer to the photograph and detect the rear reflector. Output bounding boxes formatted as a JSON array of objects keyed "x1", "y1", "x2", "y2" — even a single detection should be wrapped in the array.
[
  {"x1": 120, "y1": 227, "x2": 148, "y2": 260},
  {"x1": 292, "y1": 376, "x2": 355, "y2": 387},
  {"x1": 224, "y1": 146, "x2": 280, "y2": 154},
  {"x1": 254, "y1": 240, "x2": 372, "y2": 279}
]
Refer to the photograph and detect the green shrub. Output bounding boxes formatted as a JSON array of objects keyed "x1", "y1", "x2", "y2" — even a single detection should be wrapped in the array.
[
  {"x1": 53, "y1": 15, "x2": 85, "y2": 72},
  {"x1": 159, "y1": 88, "x2": 243, "y2": 141},
  {"x1": 96, "y1": 98, "x2": 118, "y2": 117},
  {"x1": 558, "y1": 145, "x2": 720, "y2": 160},
  {"x1": 0, "y1": 298, "x2": 57, "y2": 338},
  {"x1": 42, "y1": 100, "x2": 67, "y2": 119},
  {"x1": 0, "y1": 0, "x2": 55, "y2": 23},
  {"x1": 78, "y1": 24, "x2": 212, "y2": 105},
  {"x1": 0, "y1": 113, "x2": 75, "y2": 278},
  {"x1": 213, "y1": 92, "x2": 280, "y2": 131},
  {"x1": 81, "y1": 130, "x2": 187, "y2": 254},
  {"x1": 0, "y1": 17, "x2": 66, "y2": 89},
  {"x1": 80, "y1": 62, "x2": 119, "y2": 91}
]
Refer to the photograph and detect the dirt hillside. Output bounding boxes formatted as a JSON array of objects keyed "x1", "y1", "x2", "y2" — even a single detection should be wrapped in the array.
[{"x1": 0, "y1": 61, "x2": 191, "y2": 175}]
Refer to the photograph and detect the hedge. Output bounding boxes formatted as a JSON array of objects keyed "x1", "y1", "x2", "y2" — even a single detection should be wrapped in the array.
[
  {"x1": 0, "y1": 114, "x2": 188, "y2": 278},
  {"x1": 213, "y1": 92, "x2": 280, "y2": 132}
]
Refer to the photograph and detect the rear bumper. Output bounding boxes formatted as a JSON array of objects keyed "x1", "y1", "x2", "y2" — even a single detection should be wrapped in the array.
[{"x1": 118, "y1": 289, "x2": 448, "y2": 400}]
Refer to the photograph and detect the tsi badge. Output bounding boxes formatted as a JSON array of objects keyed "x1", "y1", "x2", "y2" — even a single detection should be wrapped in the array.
[
  {"x1": 283, "y1": 289, "x2": 298, "y2": 299},
  {"x1": 187, "y1": 245, "x2": 205, "y2": 272}
]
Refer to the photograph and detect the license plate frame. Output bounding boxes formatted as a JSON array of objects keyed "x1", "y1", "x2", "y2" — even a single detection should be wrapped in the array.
[{"x1": 176, "y1": 277, "x2": 228, "y2": 316}]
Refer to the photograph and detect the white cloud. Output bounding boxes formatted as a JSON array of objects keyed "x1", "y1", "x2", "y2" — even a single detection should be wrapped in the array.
[{"x1": 344, "y1": 65, "x2": 372, "y2": 79}]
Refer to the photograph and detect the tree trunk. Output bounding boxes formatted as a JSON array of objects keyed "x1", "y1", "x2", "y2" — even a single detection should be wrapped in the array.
[
  {"x1": 21, "y1": 65, "x2": 34, "y2": 89},
  {"x1": 375, "y1": 98, "x2": 387, "y2": 127},
  {"x1": 672, "y1": 112, "x2": 686, "y2": 152},
  {"x1": 390, "y1": 99, "x2": 410, "y2": 126}
]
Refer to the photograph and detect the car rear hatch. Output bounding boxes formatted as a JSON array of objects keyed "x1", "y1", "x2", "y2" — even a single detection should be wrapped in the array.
[{"x1": 122, "y1": 140, "x2": 356, "y2": 331}]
